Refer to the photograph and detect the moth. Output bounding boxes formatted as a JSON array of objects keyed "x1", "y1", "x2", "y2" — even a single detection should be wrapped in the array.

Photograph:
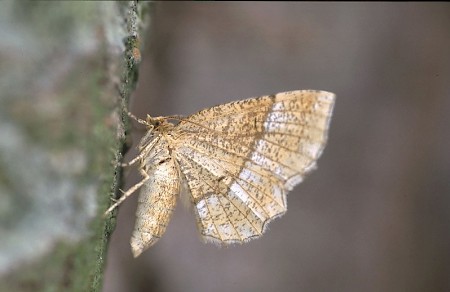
[{"x1": 105, "y1": 90, "x2": 335, "y2": 257}]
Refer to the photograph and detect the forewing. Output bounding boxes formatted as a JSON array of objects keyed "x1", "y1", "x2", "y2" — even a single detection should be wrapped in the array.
[{"x1": 171, "y1": 90, "x2": 335, "y2": 244}]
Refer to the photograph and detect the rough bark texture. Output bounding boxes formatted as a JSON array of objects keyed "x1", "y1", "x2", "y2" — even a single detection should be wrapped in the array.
[{"x1": 0, "y1": 2, "x2": 151, "y2": 291}]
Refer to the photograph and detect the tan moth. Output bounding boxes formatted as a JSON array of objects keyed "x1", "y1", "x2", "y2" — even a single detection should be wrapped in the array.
[{"x1": 105, "y1": 90, "x2": 335, "y2": 257}]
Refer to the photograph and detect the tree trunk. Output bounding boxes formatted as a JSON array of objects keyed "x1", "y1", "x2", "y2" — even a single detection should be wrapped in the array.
[{"x1": 0, "y1": 1, "x2": 150, "y2": 291}]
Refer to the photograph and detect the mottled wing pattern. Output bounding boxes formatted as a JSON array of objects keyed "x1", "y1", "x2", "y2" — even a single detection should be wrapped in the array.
[{"x1": 171, "y1": 90, "x2": 335, "y2": 244}]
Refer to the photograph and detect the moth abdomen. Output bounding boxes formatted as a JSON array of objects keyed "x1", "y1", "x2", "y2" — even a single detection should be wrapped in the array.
[{"x1": 130, "y1": 155, "x2": 179, "y2": 257}]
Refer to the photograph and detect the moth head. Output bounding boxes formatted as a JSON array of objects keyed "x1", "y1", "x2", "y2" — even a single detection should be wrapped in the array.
[{"x1": 146, "y1": 115, "x2": 173, "y2": 132}]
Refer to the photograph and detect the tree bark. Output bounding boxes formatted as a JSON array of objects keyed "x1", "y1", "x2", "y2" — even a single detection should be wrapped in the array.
[{"x1": 0, "y1": 1, "x2": 151, "y2": 291}]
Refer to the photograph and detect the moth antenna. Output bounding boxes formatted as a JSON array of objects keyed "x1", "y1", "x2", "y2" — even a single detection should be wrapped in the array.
[
  {"x1": 119, "y1": 93, "x2": 150, "y2": 127},
  {"x1": 126, "y1": 110, "x2": 151, "y2": 127}
]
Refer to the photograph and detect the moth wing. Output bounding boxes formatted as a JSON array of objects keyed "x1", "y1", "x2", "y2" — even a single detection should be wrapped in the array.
[{"x1": 171, "y1": 90, "x2": 335, "y2": 244}]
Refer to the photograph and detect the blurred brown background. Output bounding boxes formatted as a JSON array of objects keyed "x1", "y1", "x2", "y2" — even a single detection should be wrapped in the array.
[{"x1": 104, "y1": 3, "x2": 450, "y2": 292}]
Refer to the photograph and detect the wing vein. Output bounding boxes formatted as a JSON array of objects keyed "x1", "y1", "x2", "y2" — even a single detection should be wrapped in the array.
[
  {"x1": 178, "y1": 144, "x2": 285, "y2": 211},
  {"x1": 178, "y1": 154, "x2": 264, "y2": 233},
  {"x1": 186, "y1": 137, "x2": 303, "y2": 176},
  {"x1": 176, "y1": 128, "x2": 324, "y2": 141}
]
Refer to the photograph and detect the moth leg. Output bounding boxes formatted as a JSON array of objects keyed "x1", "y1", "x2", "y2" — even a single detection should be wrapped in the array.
[
  {"x1": 121, "y1": 133, "x2": 161, "y2": 168},
  {"x1": 121, "y1": 153, "x2": 144, "y2": 167},
  {"x1": 104, "y1": 168, "x2": 150, "y2": 216}
]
